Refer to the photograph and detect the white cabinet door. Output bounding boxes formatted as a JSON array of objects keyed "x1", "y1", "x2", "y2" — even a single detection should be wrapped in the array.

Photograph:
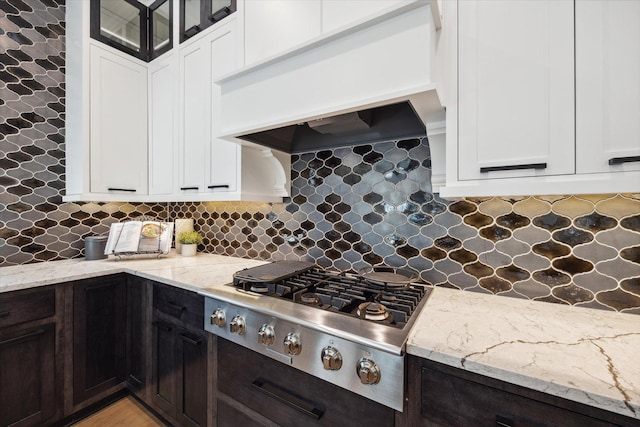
[
  {"x1": 457, "y1": 0, "x2": 574, "y2": 181},
  {"x1": 90, "y1": 45, "x2": 148, "y2": 194},
  {"x1": 148, "y1": 53, "x2": 177, "y2": 195},
  {"x1": 576, "y1": 0, "x2": 640, "y2": 173},
  {"x1": 210, "y1": 21, "x2": 240, "y2": 192},
  {"x1": 179, "y1": 39, "x2": 210, "y2": 194},
  {"x1": 322, "y1": 0, "x2": 408, "y2": 33},
  {"x1": 244, "y1": 0, "x2": 321, "y2": 65}
]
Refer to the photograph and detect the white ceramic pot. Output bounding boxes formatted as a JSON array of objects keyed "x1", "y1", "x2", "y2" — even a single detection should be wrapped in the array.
[{"x1": 181, "y1": 244, "x2": 197, "y2": 257}]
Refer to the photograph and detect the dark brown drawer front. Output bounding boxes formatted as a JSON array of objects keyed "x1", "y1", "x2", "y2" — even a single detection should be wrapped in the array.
[
  {"x1": 153, "y1": 283, "x2": 203, "y2": 328},
  {"x1": 217, "y1": 339, "x2": 395, "y2": 427},
  {"x1": 421, "y1": 363, "x2": 620, "y2": 427},
  {"x1": 0, "y1": 287, "x2": 56, "y2": 329}
]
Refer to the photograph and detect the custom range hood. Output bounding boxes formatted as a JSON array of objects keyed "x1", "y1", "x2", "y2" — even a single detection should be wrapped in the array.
[
  {"x1": 236, "y1": 101, "x2": 426, "y2": 154},
  {"x1": 216, "y1": 1, "x2": 444, "y2": 154}
]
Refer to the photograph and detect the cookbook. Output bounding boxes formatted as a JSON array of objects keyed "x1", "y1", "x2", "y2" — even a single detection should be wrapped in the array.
[{"x1": 104, "y1": 220, "x2": 174, "y2": 255}]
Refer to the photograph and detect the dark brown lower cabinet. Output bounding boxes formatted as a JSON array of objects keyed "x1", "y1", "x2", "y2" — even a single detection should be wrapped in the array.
[
  {"x1": 403, "y1": 356, "x2": 639, "y2": 427},
  {"x1": 72, "y1": 275, "x2": 127, "y2": 406},
  {"x1": 151, "y1": 317, "x2": 208, "y2": 426},
  {"x1": 0, "y1": 324, "x2": 56, "y2": 427}
]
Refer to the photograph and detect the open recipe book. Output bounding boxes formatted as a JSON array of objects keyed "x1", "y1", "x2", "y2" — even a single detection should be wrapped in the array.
[{"x1": 104, "y1": 220, "x2": 174, "y2": 255}]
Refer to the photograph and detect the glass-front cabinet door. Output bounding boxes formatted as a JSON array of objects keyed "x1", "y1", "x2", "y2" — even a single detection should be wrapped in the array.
[
  {"x1": 90, "y1": 0, "x2": 173, "y2": 61},
  {"x1": 180, "y1": 0, "x2": 236, "y2": 42},
  {"x1": 149, "y1": 0, "x2": 172, "y2": 59}
]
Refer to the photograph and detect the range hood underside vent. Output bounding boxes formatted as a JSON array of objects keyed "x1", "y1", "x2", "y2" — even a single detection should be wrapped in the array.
[{"x1": 237, "y1": 102, "x2": 426, "y2": 154}]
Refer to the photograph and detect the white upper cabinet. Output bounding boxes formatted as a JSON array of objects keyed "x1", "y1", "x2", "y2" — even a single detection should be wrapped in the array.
[
  {"x1": 244, "y1": 0, "x2": 321, "y2": 66},
  {"x1": 179, "y1": 38, "x2": 211, "y2": 194},
  {"x1": 576, "y1": 0, "x2": 640, "y2": 174},
  {"x1": 441, "y1": 0, "x2": 640, "y2": 197},
  {"x1": 148, "y1": 53, "x2": 177, "y2": 196},
  {"x1": 90, "y1": 44, "x2": 148, "y2": 195},
  {"x1": 457, "y1": 0, "x2": 574, "y2": 181}
]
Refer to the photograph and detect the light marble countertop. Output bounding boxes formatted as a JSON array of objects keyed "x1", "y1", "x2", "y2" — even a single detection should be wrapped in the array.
[
  {"x1": 0, "y1": 252, "x2": 266, "y2": 294},
  {"x1": 407, "y1": 287, "x2": 640, "y2": 420},
  {"x1": 1, "y1": 255, "x2": 638, "y2": 420}
]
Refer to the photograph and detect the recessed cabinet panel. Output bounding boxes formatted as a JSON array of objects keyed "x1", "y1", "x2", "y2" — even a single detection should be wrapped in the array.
[
  {"x1": 149, "y1": 54, "x2": 176, "y2": 195},
  {"x1": 576, "y1": 0, "x2": 640, "y2": 173},
  {"x1": 90, "y1": 45, "x2": 148, "y2": 195},
  {"x1": 457, "y1": 0, "x2": 574, "y2": 181},
  {"x1": 180, "y1": 42, "x2": 210, "y2": 193},
  {"x1": 244, "y1": 0, "x2": 321, "y2": 65}
]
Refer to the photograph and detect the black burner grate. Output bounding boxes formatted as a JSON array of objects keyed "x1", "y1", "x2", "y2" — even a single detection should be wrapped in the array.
[{"x1": 233, "y1": 267, "x2": 431, "y2": 328}]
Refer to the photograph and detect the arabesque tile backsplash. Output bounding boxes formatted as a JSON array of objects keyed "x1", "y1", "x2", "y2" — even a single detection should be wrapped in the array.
[
  {"x1": 169, "y1": 141, "x2": 640, "y2": 315},
  {"x1": 1, "y1": 0, "x2": 639, "y2": 315}
]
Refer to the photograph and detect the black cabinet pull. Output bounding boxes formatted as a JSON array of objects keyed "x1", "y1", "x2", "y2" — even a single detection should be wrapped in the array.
[
  {"x1": 252, "y1": 378, "x2": 324, "y2": 420},
  {"x1": 108, "y1": 187, "x2": 136, "y2": 192},
  {"x1": 207, "y1": 184, "x2": 230, "y2": 189},
  {"x1": 496, "y1": 415, "x2": 514, "y2": 427},
  {"x1": 0, "y1": 329, "x2": 45, "y2": 348},
  {"x1": 480, "y1": 163, "x2": 547, "y2": 173},
  {"x1": 179, "y1": 333, "x2": 202, "y2": 346},
  {"x1": 180, "y1": 186, "x2": 199, "y2": 191},
  {"x1": 210, "y1": 7, "x2": 230, "y2": 22},
  {"x1": 0, "y1": 311, "x2": 9, "y2": 318},
  {"x1": 152, "y1": 321, "x2": 173, "y2": 332},
  {"x1": 166, "y1": 301, "x2": 186, "y2": 312},
  {"x1": 609, "y1": 156, "x2": 640, "y2": 165},
  {"x1": 128, "y1": 374, "x2": 143, "y2": 386}
]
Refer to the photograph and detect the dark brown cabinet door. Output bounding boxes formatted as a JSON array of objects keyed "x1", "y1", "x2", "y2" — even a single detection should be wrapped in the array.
[
  {"x1": 176, "y1": 329, "x2": 208, "y2": 427},
  {"x1": 151, "y1": 320, "x2": 209, "y2": 427},
  {"x1": 73, "y1": 275, "x2": 127, "y2": 405},
  {"x1": 0, "y1": 324, "x2": 56, "y2": 427},
  {"x1": 126, "y1": 276, "x2": 148, "y2": 394},
  {"x1": 151, "y1": 320, "x2": 177, "y2": 419}
]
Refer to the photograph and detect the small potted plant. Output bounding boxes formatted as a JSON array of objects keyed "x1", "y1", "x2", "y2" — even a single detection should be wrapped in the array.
[{"x1": 177, "y1": 231, "x2": 202, "y2": 257}]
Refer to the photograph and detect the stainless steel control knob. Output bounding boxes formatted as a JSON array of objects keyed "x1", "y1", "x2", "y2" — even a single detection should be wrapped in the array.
[
  {"x1": 210, "y1": 309, "x2": 226, "y2": 328},
  {"x1": 283, "y1": 332, "x2": 302, "y2": 355},
  {"x1": 321, "y1": 346, "x2": 343, "y2": 371},
  {"x1": 229, "y1": 315, "x2": 246, "y2": 335},
  {"x1": 356, "y1": 358, "x2": 381, "y2": 385},
  {"x1": 258, "y1": 324, "x2": 275, "y2": 346}
]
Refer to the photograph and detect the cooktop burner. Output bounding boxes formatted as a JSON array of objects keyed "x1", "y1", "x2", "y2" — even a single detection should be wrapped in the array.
[{"x1": 231, "y1": 263, "x2": 431, "y2": 328}]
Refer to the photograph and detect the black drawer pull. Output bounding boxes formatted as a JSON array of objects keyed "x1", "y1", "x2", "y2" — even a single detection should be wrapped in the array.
[
  {"x1": 0, "y1": 311, "x2": 9, "y2": 318},
  {"x1": 609, "y1": 156, "x2": 640, "y2": 165},
  {"x1": 207, "y1": 184, "x2": 230, "y2": 189},
  {"x1": 152, "y1": 321, "x2": 173, "y2": 332},
  {"x1": 179, "y1": 333, "x2": 202, "y2": 346},
  {"x1": 0, "y1": 329, "x2": 45, "y2": 348},
  {"x1": 496, "y1": 415, "x2": 514, "y2": 427},
  {"x1": 252, "y1": 378, "x2": 323, "y2": 420},
  {"x1": 128, "y1": 374, "x2": 143, "y2": 386},
  {"x1": 166, "y1": 301, "x2": 186, "y2": 312},
  {"x1": 180, "y1": 186, "x2": 199, "y2": 191},
  {"x1": 480, "y1": 163, "x2": 547, "y2": 173},
  {"x1": 107, "y1": 187, "x2": 136, "y2": 192}
]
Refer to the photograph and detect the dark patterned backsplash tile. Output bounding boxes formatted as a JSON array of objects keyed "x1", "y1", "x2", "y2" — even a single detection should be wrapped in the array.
[
  {"x1": 170, "y1": 141, "x2": 640, "y2": 315},
  {"x1": 2, "y1": 2, "x2": 640, "y2": 316},
  {"x1": 0, "y1": 1, "x2": 167, "y2": 266}
]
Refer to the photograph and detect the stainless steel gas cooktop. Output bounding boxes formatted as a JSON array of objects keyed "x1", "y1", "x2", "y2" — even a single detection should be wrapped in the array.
[{"x1": 202, "y1": 261, "x2": 433, "y2": 411}]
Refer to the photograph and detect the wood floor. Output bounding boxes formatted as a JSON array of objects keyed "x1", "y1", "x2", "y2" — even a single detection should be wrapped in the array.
[{"x1": 72, "y1": 397, "x2": 165, "y2": 427}]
